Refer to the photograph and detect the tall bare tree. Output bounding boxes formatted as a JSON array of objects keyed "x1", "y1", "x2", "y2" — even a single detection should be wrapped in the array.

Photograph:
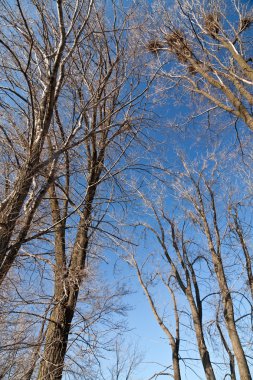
[
  {"x1": 0, "y1": 4, "x2": 149, "y2": 379},
  {"x1": 131, "y1": 200, "x2": 216, "y2": 380},
  {"x1": 0, "y1": 0, "x2": 151, "y2": 378},
  {"x1": 176, "y1": 158, "x2": 251, "y2": 380},
  {"x1": 131, "y1": 150, "x2": 253, "y2": 380},
  {"x1": 0, "y1": 0, "x2": 95, "y2": 284}
]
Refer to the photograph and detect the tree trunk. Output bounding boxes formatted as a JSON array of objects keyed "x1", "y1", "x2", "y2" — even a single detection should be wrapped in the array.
[
  {"x1": 0, "y1": 103, "x2": 58, "y2": 284},
  {"x1": 187, "y1": 291, "x2": 216, "y2": 380},
  {"x1": 212, "y1": 253, "x2": 251, "y2": 380},
  {"x1": 0, "y1": 166, "x2": 36, "y2": 282},
  {"x1": 37, "y1": 169, "x2": 100, "y2": 379},
  {"x1": 37, "y1": 289, "x2": 77, "y2": 380},
  {"x1": 198, "y1": 185, "x2": 251, "y2": 380},
  {"x1": 172, "y1": 341, "x2": 181, "y2": 380}
]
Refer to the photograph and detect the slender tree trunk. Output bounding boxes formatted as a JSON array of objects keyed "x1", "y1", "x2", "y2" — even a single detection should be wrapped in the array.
[
  {"x1": 214, "y1": 255, "x2": 251, "y2": 380},
  {"x1": 186, "y1": 291, "x2": 216, "y2": 380},
  {"x1": 134, "y1": 258, "x2": 182, "y2": 380},
  {"x1": 203, "y1": 216, "x2": 251, "y2": 380},
  {"x1": 167, "y1": 221, "x2": 215, "y2": 380},
  {"x1": 232, "y1": 213, "x2": 253, "y2": 300},
  {"x1": 172, "y1": 341, "x2": 181, "y2": 380},
  {"x1": 196, "y1": 182, "x2": 251, "y2": 380},
  {"x1": 216, "y1": 318, "x2": 237, "y2": 380}
]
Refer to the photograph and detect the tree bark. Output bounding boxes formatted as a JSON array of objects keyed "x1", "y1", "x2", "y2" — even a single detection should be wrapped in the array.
[
  {"x1": 37, "y1": 163, "x2": 101, "y2": 378},
  {"x1": 186, "y1": 290, "x2": 216, "y2": 380},
  {"x1": 37, "y1": 300, "x2": 76, "y2": 380},
  {"x1": 172, "y1": 341, "x2": 181, "y2": 380},
  {"x1": 214, "y1": 255, "x2": 251, "y2": 380},
  {"x1": 200, "y1": 189, "x2": 252, "y2": 380}
]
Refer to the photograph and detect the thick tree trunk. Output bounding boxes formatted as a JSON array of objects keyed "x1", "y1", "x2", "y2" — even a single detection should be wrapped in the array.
[
  {"x1": 0, "y1": 44, "x2": 64, "y2": 285},
  {"x1": 0, "y1": 165, "x2": 36, "y2": 281},
  {"x1": 38, "y1": 167, "x2": 101, "y2": 379},
  {"x1": 37, "y1": 298, "x2": 76, "y2": 380},
  {"x1": 0, "y1": 105, "x2": 57, "y2": 285}
]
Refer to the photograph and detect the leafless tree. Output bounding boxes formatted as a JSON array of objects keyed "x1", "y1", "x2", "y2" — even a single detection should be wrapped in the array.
[
  {"x1": 0, "y1": 0, "x2": 151, "y2": 378},
  {"x1": 130, "y1": 150, "x2": 253, "y2": 380},
  {"x1": 98, "y1": 338, "x2": 143, "y2": 380},
  {"x1": 175, "y1": 156, "x2": 252, "y2": 380},
  {"x1": 229, "y1": 204, "x2": 253, "y2": 301},
  {"x1": 130, "y1": 201, "x2": 216, "y2": 380},
  {"x1": 0, "y1": 3, "x2": 151, "y2": 380},
  {"x1": 0, "y1": 0, "x2": 96, "y2": 284},
  {"x1": 130, "y1": 255, "x2": 181, "y2": 380},
  {"x1": 145, "y1": 0, "x2": 253, "y2": 132}
]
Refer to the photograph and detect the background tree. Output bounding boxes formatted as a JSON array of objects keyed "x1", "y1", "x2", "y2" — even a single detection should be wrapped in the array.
[
  {"x1": 129, "y1": 149, "x2": 253, "y2": 380},
  {"x1": 145, "y1": 0, "x2": 253, "y2": 133},
  {"x1": 130, "y1": 254, "x2": 181, "y2": 380},
  {"x1": 98, "y1": 338, "x2": 143, "y2": 380}
]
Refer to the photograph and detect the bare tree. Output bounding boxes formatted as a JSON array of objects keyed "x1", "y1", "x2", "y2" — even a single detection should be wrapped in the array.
[
  {"x1": 145, "y1": 0, "x2": 253, "y2": 132},
  {"x1": 131, "y1": 200, "x2": 216, "y2": 380},
  {"x1": 130, "y1": 150, "x2": 253, "y2": 380},
  {"x1": 0, "y1": 1, "x2": 153, "y2": 378},
  {"x1": 0, "y1": 3, "x2": 150, "y2": 379},
  {"x1": 176, "y1": 157, "x2": 251, "y2": 380},
  {"x1": 98, "y1": 338, "x2": 143, "y2": 380},
  {"x1": 0, "y1": 0, "x2": 95, "y2": 284},
  {"x1": 130, "y1": 255, "x2": 181, "y2": 380},
  {"x1": 229, "y1": 204, "x2": 253, "y2": 301}
]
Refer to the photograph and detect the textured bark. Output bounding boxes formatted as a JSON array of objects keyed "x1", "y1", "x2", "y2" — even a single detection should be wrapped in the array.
[
  {"x1": 0, "y1": 61, "x2": 62, "y2": 284},
  {"x1": 0, "y1": 165, "x2": 55, "y2": 285},
  {"x1": 37, "y1": 302, "x2": 75, "y2": 380},
  {"x1": 37, "y1": 160, "x2": 102, "y2": 378}
]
